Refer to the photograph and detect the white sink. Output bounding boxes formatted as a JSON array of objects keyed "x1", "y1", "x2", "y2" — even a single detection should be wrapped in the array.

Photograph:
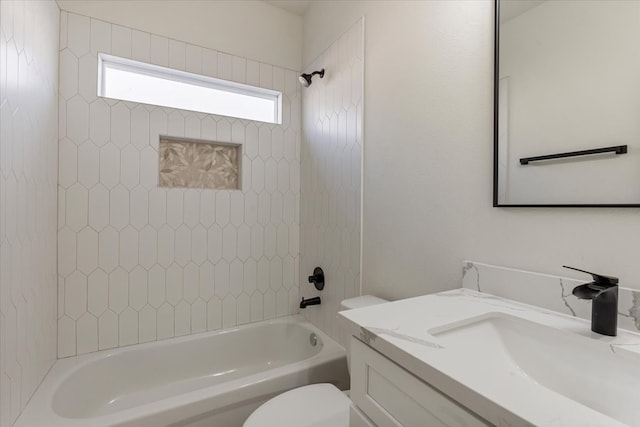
[{"x1": 431, "y1": 313, "x2": 640, "y2": 427}]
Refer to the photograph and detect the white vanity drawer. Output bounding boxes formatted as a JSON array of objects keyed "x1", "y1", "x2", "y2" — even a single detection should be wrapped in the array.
[{"x1": 350, "y1": 337, "x2": 489, "y2": 427}]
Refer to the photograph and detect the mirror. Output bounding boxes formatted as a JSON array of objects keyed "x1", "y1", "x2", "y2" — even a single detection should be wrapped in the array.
[{"x1": 494, "y1": 0, "x2": 640, "y2": 207}]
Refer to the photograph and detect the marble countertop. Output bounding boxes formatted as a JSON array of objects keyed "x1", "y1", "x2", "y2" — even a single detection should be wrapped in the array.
[{"x1": 338, "y1": 289, "x2": 640, "y2": 427}]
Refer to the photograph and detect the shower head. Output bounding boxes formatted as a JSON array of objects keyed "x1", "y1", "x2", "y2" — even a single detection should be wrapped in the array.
[
  {"x1": 298, "y1": 74, "x2": 312, "y2": 87},
  {"x1": 299, "y1": 69, "x2": 325, "y2": 87}
]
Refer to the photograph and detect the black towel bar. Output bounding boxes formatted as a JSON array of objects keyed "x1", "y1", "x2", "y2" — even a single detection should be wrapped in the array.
[{"x1": 519, "y1": 145, "x2": 627, "y2": 165}]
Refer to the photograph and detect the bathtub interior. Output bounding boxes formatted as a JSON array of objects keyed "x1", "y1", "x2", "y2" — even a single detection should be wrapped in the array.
[{"x1": 52, "y1": 321, "x2": 326, "y2": 419}]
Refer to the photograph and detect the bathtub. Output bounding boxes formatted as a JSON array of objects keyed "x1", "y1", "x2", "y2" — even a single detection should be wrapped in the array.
[{"x1": 15, "y1": 316, "x2": 349, "y2": 427}]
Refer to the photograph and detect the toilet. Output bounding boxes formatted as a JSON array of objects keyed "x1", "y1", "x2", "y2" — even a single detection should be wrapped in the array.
[{"x1": 243, "y1": 295, "x2": 387, "y2": 427}]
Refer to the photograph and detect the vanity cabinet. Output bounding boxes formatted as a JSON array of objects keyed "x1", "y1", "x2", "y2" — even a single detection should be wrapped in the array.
[
  {"x1": 349, "y1": 337, "x2": 489, "y2": 427},
  {"x1": 350, "y1": 405, "x2": 377, "y2": 427}
]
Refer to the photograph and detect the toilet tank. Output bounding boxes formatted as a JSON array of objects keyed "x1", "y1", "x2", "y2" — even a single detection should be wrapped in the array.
[{"x1": 340, "y1": 295, "x2": 387, "y2": 311}]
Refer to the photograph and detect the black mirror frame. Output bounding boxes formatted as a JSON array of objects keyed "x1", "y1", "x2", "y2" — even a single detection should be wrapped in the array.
[{"x1": 492, "y1": 0, "x2": 640, "y2": 208}]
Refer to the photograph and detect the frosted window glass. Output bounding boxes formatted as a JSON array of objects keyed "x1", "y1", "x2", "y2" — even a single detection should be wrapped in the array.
[{"x1": 98, "y1": 54, "x2": 281, "y2": 124}]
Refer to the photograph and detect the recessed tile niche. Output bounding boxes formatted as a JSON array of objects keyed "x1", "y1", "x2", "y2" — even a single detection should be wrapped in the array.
[{"x1": 159, "y1": 136, "x2": 241, "y2": 190}]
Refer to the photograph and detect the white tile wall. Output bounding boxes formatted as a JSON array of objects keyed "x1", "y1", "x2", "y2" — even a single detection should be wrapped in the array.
[
  {"x1": 58, "y1": 11, "x2": 302, "y2": 357},
  {"x1": 0, "y1": 1, "x2": 60, "y2": 426},
  {"x1": 299, "y1": 19, "x2": 364, "y2": 344}
]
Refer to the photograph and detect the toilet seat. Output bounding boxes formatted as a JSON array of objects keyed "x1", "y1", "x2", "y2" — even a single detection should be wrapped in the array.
[{"x1": 243, "y1": 384, "x2": 350, "y2": 427}]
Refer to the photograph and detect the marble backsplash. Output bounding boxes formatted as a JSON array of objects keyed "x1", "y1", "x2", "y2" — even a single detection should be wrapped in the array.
[{"x1": 462, "y1": 261, "x2": 640, "y2": 333}]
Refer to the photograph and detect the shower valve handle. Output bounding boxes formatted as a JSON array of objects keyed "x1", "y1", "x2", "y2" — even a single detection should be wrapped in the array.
[{"x1": 308, "y1": 267, "x2": 324, "y2": 291}]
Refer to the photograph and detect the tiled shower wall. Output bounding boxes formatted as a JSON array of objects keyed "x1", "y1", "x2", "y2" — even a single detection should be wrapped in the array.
[
  {"x1": 300, "y1": 19, "x2": 364, "y2": 344},
  {"x1": 58, "y1": 11, "x2": 302, "y2": 357},
  {"x1": 0, "y1": 1, "x2": 59, "y2": 425}
]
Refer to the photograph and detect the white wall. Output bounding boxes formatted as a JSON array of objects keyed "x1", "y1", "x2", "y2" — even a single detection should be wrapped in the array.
[
  {"x1": 303, "y1": 1, "x2": 640, "y2": 301},
  {"x1": 299, "y1": 19, "x2": 364, "y2": 344},
  {"x1": 57, "y1": 11, "x2": 302, "y2": 357},
  {"x1": 0, "y1": 1, "x2": 59, "y2": 425},
  {"x1": 56, "y1": 0, "x2": 302, "y2": 71},
  {"x1": 500, "y1": 1, "x2": 640, "y2": 204}
]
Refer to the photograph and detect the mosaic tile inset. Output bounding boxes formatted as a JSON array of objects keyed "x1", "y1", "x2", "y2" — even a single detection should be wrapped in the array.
[{"x1": 159, "y1": 137, "x2": 241, "y2": 189}]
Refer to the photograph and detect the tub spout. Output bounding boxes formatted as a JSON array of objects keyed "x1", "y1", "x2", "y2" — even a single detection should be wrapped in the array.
[{"x1": 300, "y1": 297, "x2": 321, "y2": 309}]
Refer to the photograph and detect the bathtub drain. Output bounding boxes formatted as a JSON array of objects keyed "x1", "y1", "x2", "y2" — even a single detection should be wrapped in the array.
[{"x1": 309, "y1": 333, "x2": 318, "y2": 347}]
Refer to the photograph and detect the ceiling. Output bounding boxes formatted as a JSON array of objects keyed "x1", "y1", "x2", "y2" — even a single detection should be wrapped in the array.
[
  {"x1": 500, "y1": 0, "x2": 545, "y2": 23},
  {"x1": 266, "y1": 0, "x2": 547, "y2": 21},
  {"x1": 264, "y1": 0, "x2": 312, "y2": 16}
]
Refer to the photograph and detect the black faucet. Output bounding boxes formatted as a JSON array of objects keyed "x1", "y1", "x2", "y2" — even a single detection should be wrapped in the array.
[
  {"x1": 300, "y1": 296, "x2": 321, "y2": 309},
  {"x1": 563, "y1": 265, "x2": 619, "y2": 336}
]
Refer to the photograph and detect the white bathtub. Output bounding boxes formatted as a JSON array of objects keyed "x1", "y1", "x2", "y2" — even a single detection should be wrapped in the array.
[{"x1": 15, "y1": 316, "x2": 349, "y2": 427}]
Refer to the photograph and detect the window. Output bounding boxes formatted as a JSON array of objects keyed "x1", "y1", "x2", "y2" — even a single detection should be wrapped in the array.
[{"x1": 98, "y1": 53, "x2": 282, "y2": 124}]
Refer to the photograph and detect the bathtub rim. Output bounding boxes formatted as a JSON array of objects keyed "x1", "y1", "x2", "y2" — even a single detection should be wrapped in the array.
[{"x1": 15, "y1": 315, "x2": 346, "y2": 427}]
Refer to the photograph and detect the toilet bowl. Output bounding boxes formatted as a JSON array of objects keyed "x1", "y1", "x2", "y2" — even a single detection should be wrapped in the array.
[{"x1": 243, "y1": 295, "x2": 388, "y2": 427}]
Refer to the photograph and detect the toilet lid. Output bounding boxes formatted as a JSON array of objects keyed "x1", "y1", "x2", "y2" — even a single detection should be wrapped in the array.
[{"x1": 243, "y1": 384, "x2": 350, "y2": 427}]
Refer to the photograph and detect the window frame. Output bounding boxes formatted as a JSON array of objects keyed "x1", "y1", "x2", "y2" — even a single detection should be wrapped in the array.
[{"x1": 97, "y1": 53, "x2": 282, "y2": 124}]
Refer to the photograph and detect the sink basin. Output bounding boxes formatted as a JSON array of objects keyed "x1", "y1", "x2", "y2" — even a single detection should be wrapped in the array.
[{"x1": 431, "y1": 313, "x2": 640, "y2": 426}]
